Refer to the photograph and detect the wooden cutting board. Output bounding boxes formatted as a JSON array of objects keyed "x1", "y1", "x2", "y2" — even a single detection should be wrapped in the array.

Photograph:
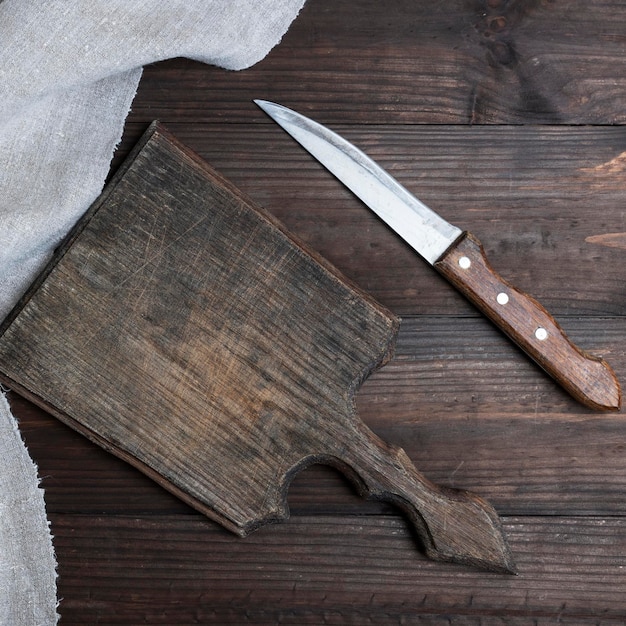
[{"x1": 0, "y1": 123, "x2": 513, "y2": 572}]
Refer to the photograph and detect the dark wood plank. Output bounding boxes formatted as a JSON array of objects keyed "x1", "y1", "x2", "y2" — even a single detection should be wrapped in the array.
[
  {"x1": 129, "y1": 0, "x2": 626, "y2": 125},
  {"x1": 113, "y1": 122, "x2": 626, "y2": 317},
  {"x1": 50, "y1": 513, "x2": 626, "y2": 624},
  {"x1": 11, "y1": 315, "x2": 626, "y2": 519},
  {"x1": 362, "y1": 317, "x2": 625, "y2": 419}
]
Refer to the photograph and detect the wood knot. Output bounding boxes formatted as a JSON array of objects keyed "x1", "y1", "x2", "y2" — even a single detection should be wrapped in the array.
[
  {"x1": 487, "y1": 15, "x2": 507, "y2": 32},
  {"x1": 488, "y1": 40, "x2": 517, "y2": 66},
  {"x1": 476, "y1": 0, "x2": 519, "y2": 67}
]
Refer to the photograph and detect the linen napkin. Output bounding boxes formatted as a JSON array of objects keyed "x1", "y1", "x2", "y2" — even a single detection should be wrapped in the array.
[{"x1": 0, "y1": 1, "x2": 305, "y2": 623}]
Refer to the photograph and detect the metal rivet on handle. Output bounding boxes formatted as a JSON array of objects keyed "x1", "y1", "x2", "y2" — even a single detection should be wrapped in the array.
[
  {"x1": 459, "y1": 256, "x2": 471, "y2": 269},
  {"x1": 535, "y1": 327, "x2": 548, "y2": 341},
  {"x1": 496, "y1": 292, "x2": 509, "y2": 305}
]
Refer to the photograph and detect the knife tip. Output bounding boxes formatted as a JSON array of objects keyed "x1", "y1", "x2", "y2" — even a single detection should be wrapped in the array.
[
  {"x1": 254, "y1": 99, "x2": 290, "y2": 120},
  {"x1": 253, "y1": 98, "x2": 272, "y2": 111}
]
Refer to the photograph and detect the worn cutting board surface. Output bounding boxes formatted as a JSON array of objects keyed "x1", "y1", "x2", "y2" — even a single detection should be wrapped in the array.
[{"x1": 0, "y1": 123, "x2": 512, "y2": 571}]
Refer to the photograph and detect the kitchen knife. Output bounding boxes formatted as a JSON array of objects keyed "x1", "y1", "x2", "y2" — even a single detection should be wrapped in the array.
[{"x1": 255, "y1": 100, "x2": 621, "y2": 411}]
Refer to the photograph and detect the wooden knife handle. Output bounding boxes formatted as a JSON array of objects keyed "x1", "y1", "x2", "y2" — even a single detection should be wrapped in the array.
[
  {"x1": 335, "y1": 421, "x2": 516, "y2": 573},
  {"x1": 434, "y1": 232, "x2": 621, "y2": 411}
]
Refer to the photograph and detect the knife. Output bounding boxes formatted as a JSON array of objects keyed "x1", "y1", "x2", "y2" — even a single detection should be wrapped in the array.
[{"x1": 255, "y1": 100, "x2": 621, "y2": 411}]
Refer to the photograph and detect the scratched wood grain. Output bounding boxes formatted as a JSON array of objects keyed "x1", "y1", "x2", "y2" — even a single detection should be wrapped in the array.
[
  {"x1": 0, "y1": 124, "x2": 403, "y2": 535},
  {"x1": 11, "y1": 314, "x2": 626, "y2": 519}
]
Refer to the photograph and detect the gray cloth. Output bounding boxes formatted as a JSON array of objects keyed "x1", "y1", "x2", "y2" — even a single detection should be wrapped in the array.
[
  {"x1": 0, "y1": 1, "x2": 305, "y2": 623},
  {"x1": 0, "y1": 394, "x2": 57, "y2": 625}
]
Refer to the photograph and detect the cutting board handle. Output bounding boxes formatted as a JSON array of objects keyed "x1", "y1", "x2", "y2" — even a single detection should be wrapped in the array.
[{"x1": 327, "y1": 420, "x2": 516, "y2": 573}]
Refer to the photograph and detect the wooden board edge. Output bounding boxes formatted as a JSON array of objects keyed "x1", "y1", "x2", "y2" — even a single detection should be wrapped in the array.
[{"x1": 0, "y1": 121, "x2": 164, "y2": 336}]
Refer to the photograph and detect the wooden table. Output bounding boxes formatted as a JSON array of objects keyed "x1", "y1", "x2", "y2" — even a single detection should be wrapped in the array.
[{"x1": 10, "y1": 1, "x2": 626, "y2": 622}]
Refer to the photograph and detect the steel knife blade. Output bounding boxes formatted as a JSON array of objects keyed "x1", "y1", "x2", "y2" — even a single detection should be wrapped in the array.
[{"x1": 255, "y1": 99, "x2": 621, "y2": 411}]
